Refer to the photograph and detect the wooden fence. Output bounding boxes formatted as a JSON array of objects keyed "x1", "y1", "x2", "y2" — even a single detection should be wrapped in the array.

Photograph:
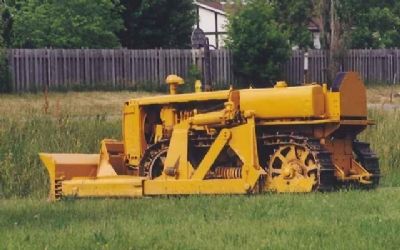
[
  {"x1": 7, "y1": 49, "x2": 234, "y2": 92},
  {"x1": 284, "y1": 49, "x2": 400, "y2": 84},
  {"x1": 6, "y1": 48, "x2": 400, "y2": 92}
]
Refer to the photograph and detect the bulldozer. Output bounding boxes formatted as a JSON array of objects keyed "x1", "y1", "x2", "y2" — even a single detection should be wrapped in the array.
[{"x1": 40, "y1": 72, "x2": 379, "y2": 200}]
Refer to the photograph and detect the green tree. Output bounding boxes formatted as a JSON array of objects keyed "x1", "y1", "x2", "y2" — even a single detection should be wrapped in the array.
[
  {"x1": 227, "y1": 0, "x2": 313, "y2": 49},
  {"x1": 0, "y1": 47, "x2": 10, "y2": 93},
  {"x1": 0, "y1": 4, "x2": 11, "y2": 92},
  {"x1": 1, "y1": 1, "x2": 13, "y2": 47},
  {"x1": 273, "y1": 0, "x2": 313, "y2": 49},
  {"x1": 119, "y1": 0, "x2": 196, "y2": 49},
  {"x1": 11, "y1": 0, "x2": 123, "y2": 48},
  {"x1": 349, "y1": 3, "x2": 400, "y2": 48},
  {"x1": 226, "y1": 0, "x2": 291, "y2": 87},
  {"x1": 310, "y1": 0, "x2": 400, "y2": 81}
]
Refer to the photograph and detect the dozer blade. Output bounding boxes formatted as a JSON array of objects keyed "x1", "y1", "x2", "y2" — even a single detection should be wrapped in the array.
[{"x1": 39, "y1": 153, "x2": 144, "y2": 200}]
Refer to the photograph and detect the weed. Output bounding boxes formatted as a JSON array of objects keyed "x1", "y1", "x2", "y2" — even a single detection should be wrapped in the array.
[
  {"x1": 0, "y1": 89, "x2": 399, "y2": 197},
  {"x1": 0, "y1": 89, "x2": 400, "y2": 249}
]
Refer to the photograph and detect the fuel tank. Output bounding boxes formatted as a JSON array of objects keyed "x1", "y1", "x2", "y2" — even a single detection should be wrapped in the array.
[{"x1": 239, "y1": 84, "x2": 325, "y2": 119}]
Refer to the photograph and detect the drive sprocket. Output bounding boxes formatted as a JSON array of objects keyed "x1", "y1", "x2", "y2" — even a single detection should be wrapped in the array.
[{"x1": 259, "y1": 134, "x2": 336, "y2": 192}]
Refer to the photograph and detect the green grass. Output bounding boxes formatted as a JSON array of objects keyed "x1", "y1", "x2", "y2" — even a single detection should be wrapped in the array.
[
  {"x1": 0, "y1": 115, "x2": 121, "y2": 197},
  {"x1": 1, "y1": 90, "x2": 399, "y2": 197},
  {"x1": 1, "y1": 190, "x2": 400, "y2": 249},
  {"x1": 1, "y1": 89, "x2": 400, "y2": 249},
  {"x1": 0, "y1": 91, "x2": 151, "y2": 197},
  {"x1": 359, "y1": 108, "x2": 400, "y2": 186}
]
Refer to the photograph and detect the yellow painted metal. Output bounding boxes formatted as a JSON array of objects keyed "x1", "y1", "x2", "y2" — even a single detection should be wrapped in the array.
[
  {"x1": 325, "y1": 92, "x2": 340, "y2": 120},
  {"x1": 154, "y1": 124, "x2": 163, "y2": 143},
  {"x1": 123, "y1": 101, "x2": 145, "y2": 166},
  {"x1": 131, "y1": 90, "x2": 230, "y2": 106},
  {"x1": 97, "y1": 140, "x2": 119, "y2": 177},
  {"x1": 195, "y1": 80, "x2": 202, "y2": 93},
  {"x1": 39, "y1": 153, "x2": 100, "y2": 200},
  {"x1": 147, "y1": 116, "x2": 264, "y2": 195},
  {"x1": 162, "y1": 123, "x2": 191, "y2": 179},
  {"x1": 274, "y1": 81, "x2": 288, "y2": 88},
  {"x1": 143, "y1": 179, "x2": 250, "y2": 195},
  {"x1": 267, "y1": 176, "x2": 315, "y2": 193},
  {"x1": 189, "y1": 101, "x2": 236, "y2": 126},
  {"x1": 160, "y1": 107, "x2": 176, "y2": 131},
  {"x1": 337, "y1": 72, "x2": 367, "y2": 117},
  {"x1": 165, "y1": 74, "x2": 184, "y2": 85},
  {"x1": 165, "y1": 74, "x2": 184, "y2": 95},
  {"x1": 326, "y1": 136, "x2": 372, "y2": 184},
  {"x1": 39, "y1": 72, "x2": 378, "y2": 199},
  {"x1": 349, "y1": 160, "x2": 372, "y2": 184},
  {"x1": 239, "y1": 84, "x2": 325, "y2": 119},
  {"x1": 228, "y1": 116, "x2": 265, "y2": 189},
  {"x1": 191, "y1": 129, "x2": 231, "y2": 180},
  {"x1": 266, "y1": 145, "x2": 317, "y2": 193},
  {"x1": 62, "y1": 176, "x2": 145, "y2": 198},
  {"x1": 40, "y1": 152, "x2": 144, "y2": 200},
  {"x1": 333, "y1": 162, "x2": 372, "y2": 184}
]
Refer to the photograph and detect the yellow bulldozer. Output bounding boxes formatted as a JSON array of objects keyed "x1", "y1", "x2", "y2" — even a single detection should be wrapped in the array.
[{"x1": 40, "y1": 72, "x2": 379, "y2": 200}]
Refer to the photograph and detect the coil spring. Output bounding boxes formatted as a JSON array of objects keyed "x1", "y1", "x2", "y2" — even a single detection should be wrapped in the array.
[
  {"x1": 55, "y1": 178, "x2": 63, "y2": 200},
  {"x1": 214, "y1": 167, "x2": 242, "y2": 179}
]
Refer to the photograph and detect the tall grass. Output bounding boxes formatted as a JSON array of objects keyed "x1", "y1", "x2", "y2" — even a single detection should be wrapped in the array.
[
  {"x1": 0, "y1": 115, "x2": 121, "y2": 197},
  {"x1": 1, "y1": 90, "x2": 400, "y2": 250},
  {"x1": 0, "y1": 92, "x2": 132, "y2": 197},
  {"x1": 0, "y1": 91, "x2": 399, "y2": 197},
  {"x1": 360, "y1": 108, "x2": 400, "y2": 186}
]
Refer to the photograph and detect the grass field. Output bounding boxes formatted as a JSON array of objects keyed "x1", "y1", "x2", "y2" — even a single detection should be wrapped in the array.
[
  {"x1": 1, "y1": 190, "x2": 400, "y2": 249},
  {"x1": 1, "y1": 87, "x2": 400, "y2": 249}
]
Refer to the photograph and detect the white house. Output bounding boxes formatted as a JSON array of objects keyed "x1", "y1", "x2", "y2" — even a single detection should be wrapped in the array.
[
  {"x1": 193, "y1": 1, "x2": 321, "y2": 50},
  {"x1": 194, "y1": 0, "x2": 228, "y2": 49}
]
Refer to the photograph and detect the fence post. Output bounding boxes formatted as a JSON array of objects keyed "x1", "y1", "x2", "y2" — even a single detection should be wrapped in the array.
[{"x1": 7, "y1": 48, "x2": 400, "y2": 92}]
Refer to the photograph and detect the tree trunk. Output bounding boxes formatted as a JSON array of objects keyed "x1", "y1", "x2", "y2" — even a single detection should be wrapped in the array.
[
  {"x1": 313, "y1": 0, "x2": 346, "y2": 84},
  {"x1": 328, "y1": 0, "x2": 344, "y2": 84}
]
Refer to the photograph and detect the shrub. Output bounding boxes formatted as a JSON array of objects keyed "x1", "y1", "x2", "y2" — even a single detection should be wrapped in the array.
[
  {"x1": 0, "y1": 44, "x2": 11, "y2": 93},
  {"x1": 226, "y1": 0, "x2": 291, "y2": 88}
]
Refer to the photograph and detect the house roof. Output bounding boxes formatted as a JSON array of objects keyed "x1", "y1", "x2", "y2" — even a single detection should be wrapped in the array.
[
  {"x1": 308, "y1": 17, "x2": 321, "y2": 32},
  {"x1": 194, "y1": 1, "x2": 320, "y2": 33},
  {"x1": 194, "y1": 0, "x2": 227, "y2": 15}
]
